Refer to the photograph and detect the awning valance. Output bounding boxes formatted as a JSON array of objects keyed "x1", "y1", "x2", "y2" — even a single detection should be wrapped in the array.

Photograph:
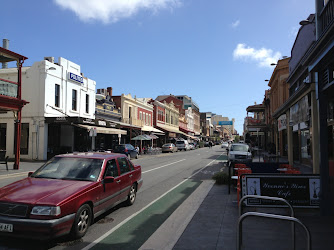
[
  {"x1": 74, "y1": 124, "x2": 127, "y2": 135},
  {"x1": 156, "y1": 124, "x2": 182, "y2": 134},
  {"x1": 141, "y1": 125, "x2": 165, "y2": 134}
]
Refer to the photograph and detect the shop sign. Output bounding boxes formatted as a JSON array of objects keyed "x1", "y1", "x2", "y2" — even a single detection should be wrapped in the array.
[
  {"x1": 45, "y1": 117, "x2": 77, "y2": 124},
  {"x1": 277, "y1": 114, "x2": 287, "y2": 131},
  {"x1": 68, "y1": 72, "x2": 83, "y2": 84},
  {"x1": 82, "y1": 118, "x2": 96, "y2": 125},
  {"x1": 98, "y1": 120, "x2": 107, "y2": 127},
  {"x1": 241, "y1": 174, "x2": 320, "y2": 208},
  {"x1": 169, "y1": 132, "x2": 176, "y2": 138}
]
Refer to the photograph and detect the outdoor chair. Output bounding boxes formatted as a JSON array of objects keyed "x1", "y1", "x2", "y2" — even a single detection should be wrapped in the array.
[{"x1": 0, "y1": 150, "x2": 9, "y2": 171}]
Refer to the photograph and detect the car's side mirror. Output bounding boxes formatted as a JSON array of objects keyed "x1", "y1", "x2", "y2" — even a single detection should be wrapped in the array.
[
  {"x1": 28, "y1": 172, "x2": 34, "y2": 177},
  {"x1": 103, "y1": 176, "x2": 115, "y2": 184}
]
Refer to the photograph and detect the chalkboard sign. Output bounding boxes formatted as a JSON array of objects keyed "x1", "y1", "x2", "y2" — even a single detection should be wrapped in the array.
[{"x1": 241, "y1": 174, "x2": 320, "y2": 208}]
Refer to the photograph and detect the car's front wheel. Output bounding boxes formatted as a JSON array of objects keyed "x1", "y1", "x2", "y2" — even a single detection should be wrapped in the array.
[
  {"x1": 71, "y1": 204, "x2": 92, "y2": 239},
  {"x1": 125, "y1": 184, "x2": 137, "y2": 206}
]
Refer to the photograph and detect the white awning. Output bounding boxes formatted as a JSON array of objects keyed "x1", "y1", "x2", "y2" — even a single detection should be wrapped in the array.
[
  {"x1": 74, "y1": 124, "x2": 127, "y2": 135},
  {"x1": 141, "y1": 125, "x2": 165, "y2": 134},
  {"x1": 156, "y1": 124, "x2": 182, "y2": 134}
]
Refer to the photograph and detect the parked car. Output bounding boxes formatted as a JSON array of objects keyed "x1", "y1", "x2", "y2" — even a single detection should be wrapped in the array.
[
  {"x1": 227, "y1": 143, "x2": 252, "y2": 165},
  {"x1": 175, "y1": 140, "x2": 190, "y2": 151},
  {"x1": 113, "y1": 144, "x2": 138, "y2": 159},
  {"x1": 221, "y1": 142, "x2": 229, "y2": 149},
  {"x1": 0, "y1": 152, "x2": 143, "y2": 240},
  {"x1": 161, "y1": 143, "x2": 178, "y2": 153},
  {"x1": 204, "y1": 141, "x2": 210, "y2": 147}
]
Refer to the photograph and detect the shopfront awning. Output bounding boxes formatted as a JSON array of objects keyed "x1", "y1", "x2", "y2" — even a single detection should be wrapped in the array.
[
  {"x1": 141, "y1": 125, "x2": 165, "y2": 135},
  {"x1": 110, "y1": 120, "x2": 142, "y2": 129},
  {"x1": 156, "y1": 124, "x2": 182, "y2": 134},
  {"x1": 74, "y1": 124, "x2": 127, "y2": 135}
]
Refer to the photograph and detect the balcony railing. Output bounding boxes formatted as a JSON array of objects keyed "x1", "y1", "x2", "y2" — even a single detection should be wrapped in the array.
[
  {"x1": 246, "y1": 117, "x2": 266, "y2": 126},
  {"x1": 0, "y1": 78, "x2": 18, "y2": 98},
  {"x1": 319, "y1": 0, "x2": 334, "y2": 36}
]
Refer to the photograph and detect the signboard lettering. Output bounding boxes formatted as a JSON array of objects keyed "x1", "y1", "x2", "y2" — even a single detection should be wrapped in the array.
[
  {"x1": 242, "y1": 174, "x2": 320, "y2": 208},
  {"x1": 68, "y1": 72, "x2": 83, "y2": 84}
]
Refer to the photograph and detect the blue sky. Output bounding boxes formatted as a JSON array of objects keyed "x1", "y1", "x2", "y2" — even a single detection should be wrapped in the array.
[{"x1": 1, "y1": 0, "x2": 315, "y2": 134}]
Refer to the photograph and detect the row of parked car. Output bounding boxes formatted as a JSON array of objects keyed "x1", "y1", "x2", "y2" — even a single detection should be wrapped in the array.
[{"x1": 162, "y1": 140, "x2": 198, "y2": 153}]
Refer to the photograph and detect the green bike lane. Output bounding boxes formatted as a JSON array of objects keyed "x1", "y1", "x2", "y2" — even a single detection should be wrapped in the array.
[{"x1": 89, "y1": 179, "x2": 201, "y2": 250}]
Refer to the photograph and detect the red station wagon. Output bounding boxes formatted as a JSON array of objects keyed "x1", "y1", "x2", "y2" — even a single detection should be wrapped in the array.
[{"x1": 0, "y1": 152, "x2": 143, "y2": 240}]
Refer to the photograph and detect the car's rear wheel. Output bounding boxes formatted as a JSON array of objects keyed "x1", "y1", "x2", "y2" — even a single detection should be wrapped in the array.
[
  {"x1": 71, "y1": 204, "x2": 92, "y2": 239},
  {"x1": 125, "y1": 184, "x2": 137, "y2": 206}
]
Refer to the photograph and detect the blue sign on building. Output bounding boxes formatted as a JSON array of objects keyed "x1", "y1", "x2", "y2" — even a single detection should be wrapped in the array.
[
  {"x1": 218, "y1": 121, "x2": 233, "y2": 125},
  {"x1": 68, "y1": 72, "x2": 83, "y2": 84}
]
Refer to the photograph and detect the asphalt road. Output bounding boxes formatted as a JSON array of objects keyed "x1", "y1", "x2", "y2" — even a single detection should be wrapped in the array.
[{"x1": 0, "y1": 146, "x2": 227, "y2": 250}]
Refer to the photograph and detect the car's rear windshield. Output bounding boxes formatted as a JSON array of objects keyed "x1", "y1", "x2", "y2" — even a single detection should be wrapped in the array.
[
  {"x1": 31, "y1": 157, "x2": 104, "y2": 182},
  {"x1": 176, "y1": 141, "x2": 184, "y2": 144},
  {"x1": 231, "y1": 145, "x2": 249, "y2": 152}
]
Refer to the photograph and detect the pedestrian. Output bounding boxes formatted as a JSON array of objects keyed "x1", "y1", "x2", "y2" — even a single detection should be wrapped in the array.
[{"x1": 209, "y1": 141, "x2": 212, "y2": 148}]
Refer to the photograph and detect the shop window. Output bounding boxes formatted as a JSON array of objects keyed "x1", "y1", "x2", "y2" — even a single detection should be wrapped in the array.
[
  {"x1": 72, "y1": 89, "x2": 77, "y2": 111},
  {"x1": 55, "y1": 84, "x2": 60, "y2": 107}
]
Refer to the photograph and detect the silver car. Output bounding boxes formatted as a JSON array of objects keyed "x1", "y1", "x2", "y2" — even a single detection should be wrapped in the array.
[
  {"x1": 162, "y1": 143, "x2": 178, "y2": 153},
  {"x1": 227, "y1": 143, "x2": 252, "y2": 165}
]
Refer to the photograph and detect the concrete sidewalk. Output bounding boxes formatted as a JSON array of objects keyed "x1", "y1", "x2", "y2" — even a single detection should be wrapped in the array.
[{"x1": 140, "y1": 154, "x2": 334, "y2": 250}]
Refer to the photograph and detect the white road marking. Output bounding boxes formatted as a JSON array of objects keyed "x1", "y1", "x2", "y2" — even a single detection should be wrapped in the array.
[
  {"x1": 142, "y1": 159, "x2": 186, "y2": 174},
  {"x1": 82, "y1": 156, "x2": 222, "y2": 250}
]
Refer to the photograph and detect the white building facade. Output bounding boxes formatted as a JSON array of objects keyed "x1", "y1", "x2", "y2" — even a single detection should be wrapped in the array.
[{"x1": 0, "y1": 57, "x2": 96, "y2": 160}]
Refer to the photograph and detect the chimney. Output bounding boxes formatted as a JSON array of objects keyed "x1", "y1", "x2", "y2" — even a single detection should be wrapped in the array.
[
  {"x1": 107, "y1": 87, "x2": 113, "y2": 96},
  {"x1": 2, "y1": 39, "x2": 9, "y2": 69}
]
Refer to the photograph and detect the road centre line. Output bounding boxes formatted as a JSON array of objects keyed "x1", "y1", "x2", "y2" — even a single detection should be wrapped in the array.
[
  {"x1": 142, "y1": 159, "x2": 186, "y2": 174},
  {"x1": 83, "y1": 154, "x2": 223, "y2": 250}
]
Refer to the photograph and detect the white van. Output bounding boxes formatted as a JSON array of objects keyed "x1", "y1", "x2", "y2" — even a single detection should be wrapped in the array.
[{"x1": 175, "y1": 140, "x2": 190, "y2": 151}]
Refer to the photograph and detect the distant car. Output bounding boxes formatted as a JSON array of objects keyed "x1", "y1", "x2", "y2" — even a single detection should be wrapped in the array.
[
  {"x1": 162, "y1": 143, "x2": 178, "y2": 153},
  {"x1": 228, "y1": 143, "x2": 252, "y2": 165},
  {"x1": 204, "y1": 141, "x2": 210, "y2": 147},
  {"x1": 239, "y1": 140, "x2": 245, "y2": 143},
  {"x1": 189, "y1": 143, "x2": 195, "y2": 150},
  {"x1": 0, "y1": 152, "x2": 143, "y2": 240},
  {"x1": 175, "y1": 140, "x2": 190, "y2": 151},
  {"x1": 221, "y1": 142, "x2": 229, "y2": 149},
  {"x1": 189, "y1": 142, "x2": 197, "y2": 149},
  {"x1": 113, "y1": 144, "x2": 138, "y2": 159}
]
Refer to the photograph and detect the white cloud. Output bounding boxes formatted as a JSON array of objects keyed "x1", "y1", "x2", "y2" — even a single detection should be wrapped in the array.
[
  {"x1": 233, "y1": 43, "x2": 282, "y2": 68},
  {"x1": 231, "y1": 20, "x2": 240, "y2": 28},
  {"x1": 54, "y1": 0, "x2": 181, "y2": 24}
]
